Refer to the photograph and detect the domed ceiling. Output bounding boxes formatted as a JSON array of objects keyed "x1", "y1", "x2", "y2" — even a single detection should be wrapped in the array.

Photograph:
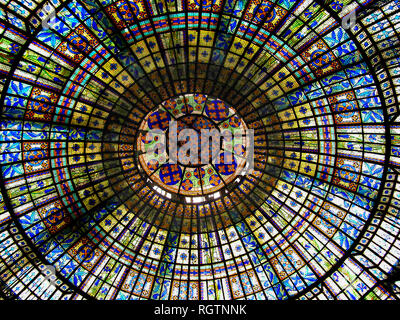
[{"x1": 0, "y1": 0, "x2": 400, "y2": 300}]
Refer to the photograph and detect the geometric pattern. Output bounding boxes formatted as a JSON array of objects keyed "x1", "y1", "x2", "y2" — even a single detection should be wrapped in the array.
[{"x1": 0, "y1": 0, "x2": 400, "y2": 301}]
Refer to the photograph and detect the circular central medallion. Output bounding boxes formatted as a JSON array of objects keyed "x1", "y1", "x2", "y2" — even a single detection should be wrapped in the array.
[
  {"x1": 166, "y1": 114, "x2": 220, "y2": 167},
  {"x1": 137, "y1": 94, "x2": 250, "y2": 197}
]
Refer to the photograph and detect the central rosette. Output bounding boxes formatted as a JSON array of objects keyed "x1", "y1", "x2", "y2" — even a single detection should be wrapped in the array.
[{"x1": 137, "y1": 94, "x2": 251, "y2": 197}]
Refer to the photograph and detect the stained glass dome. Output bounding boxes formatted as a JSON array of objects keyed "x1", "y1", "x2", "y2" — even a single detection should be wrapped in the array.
[{"x1": 1, "y1": 0, "x2": 400, "y2": 301}]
